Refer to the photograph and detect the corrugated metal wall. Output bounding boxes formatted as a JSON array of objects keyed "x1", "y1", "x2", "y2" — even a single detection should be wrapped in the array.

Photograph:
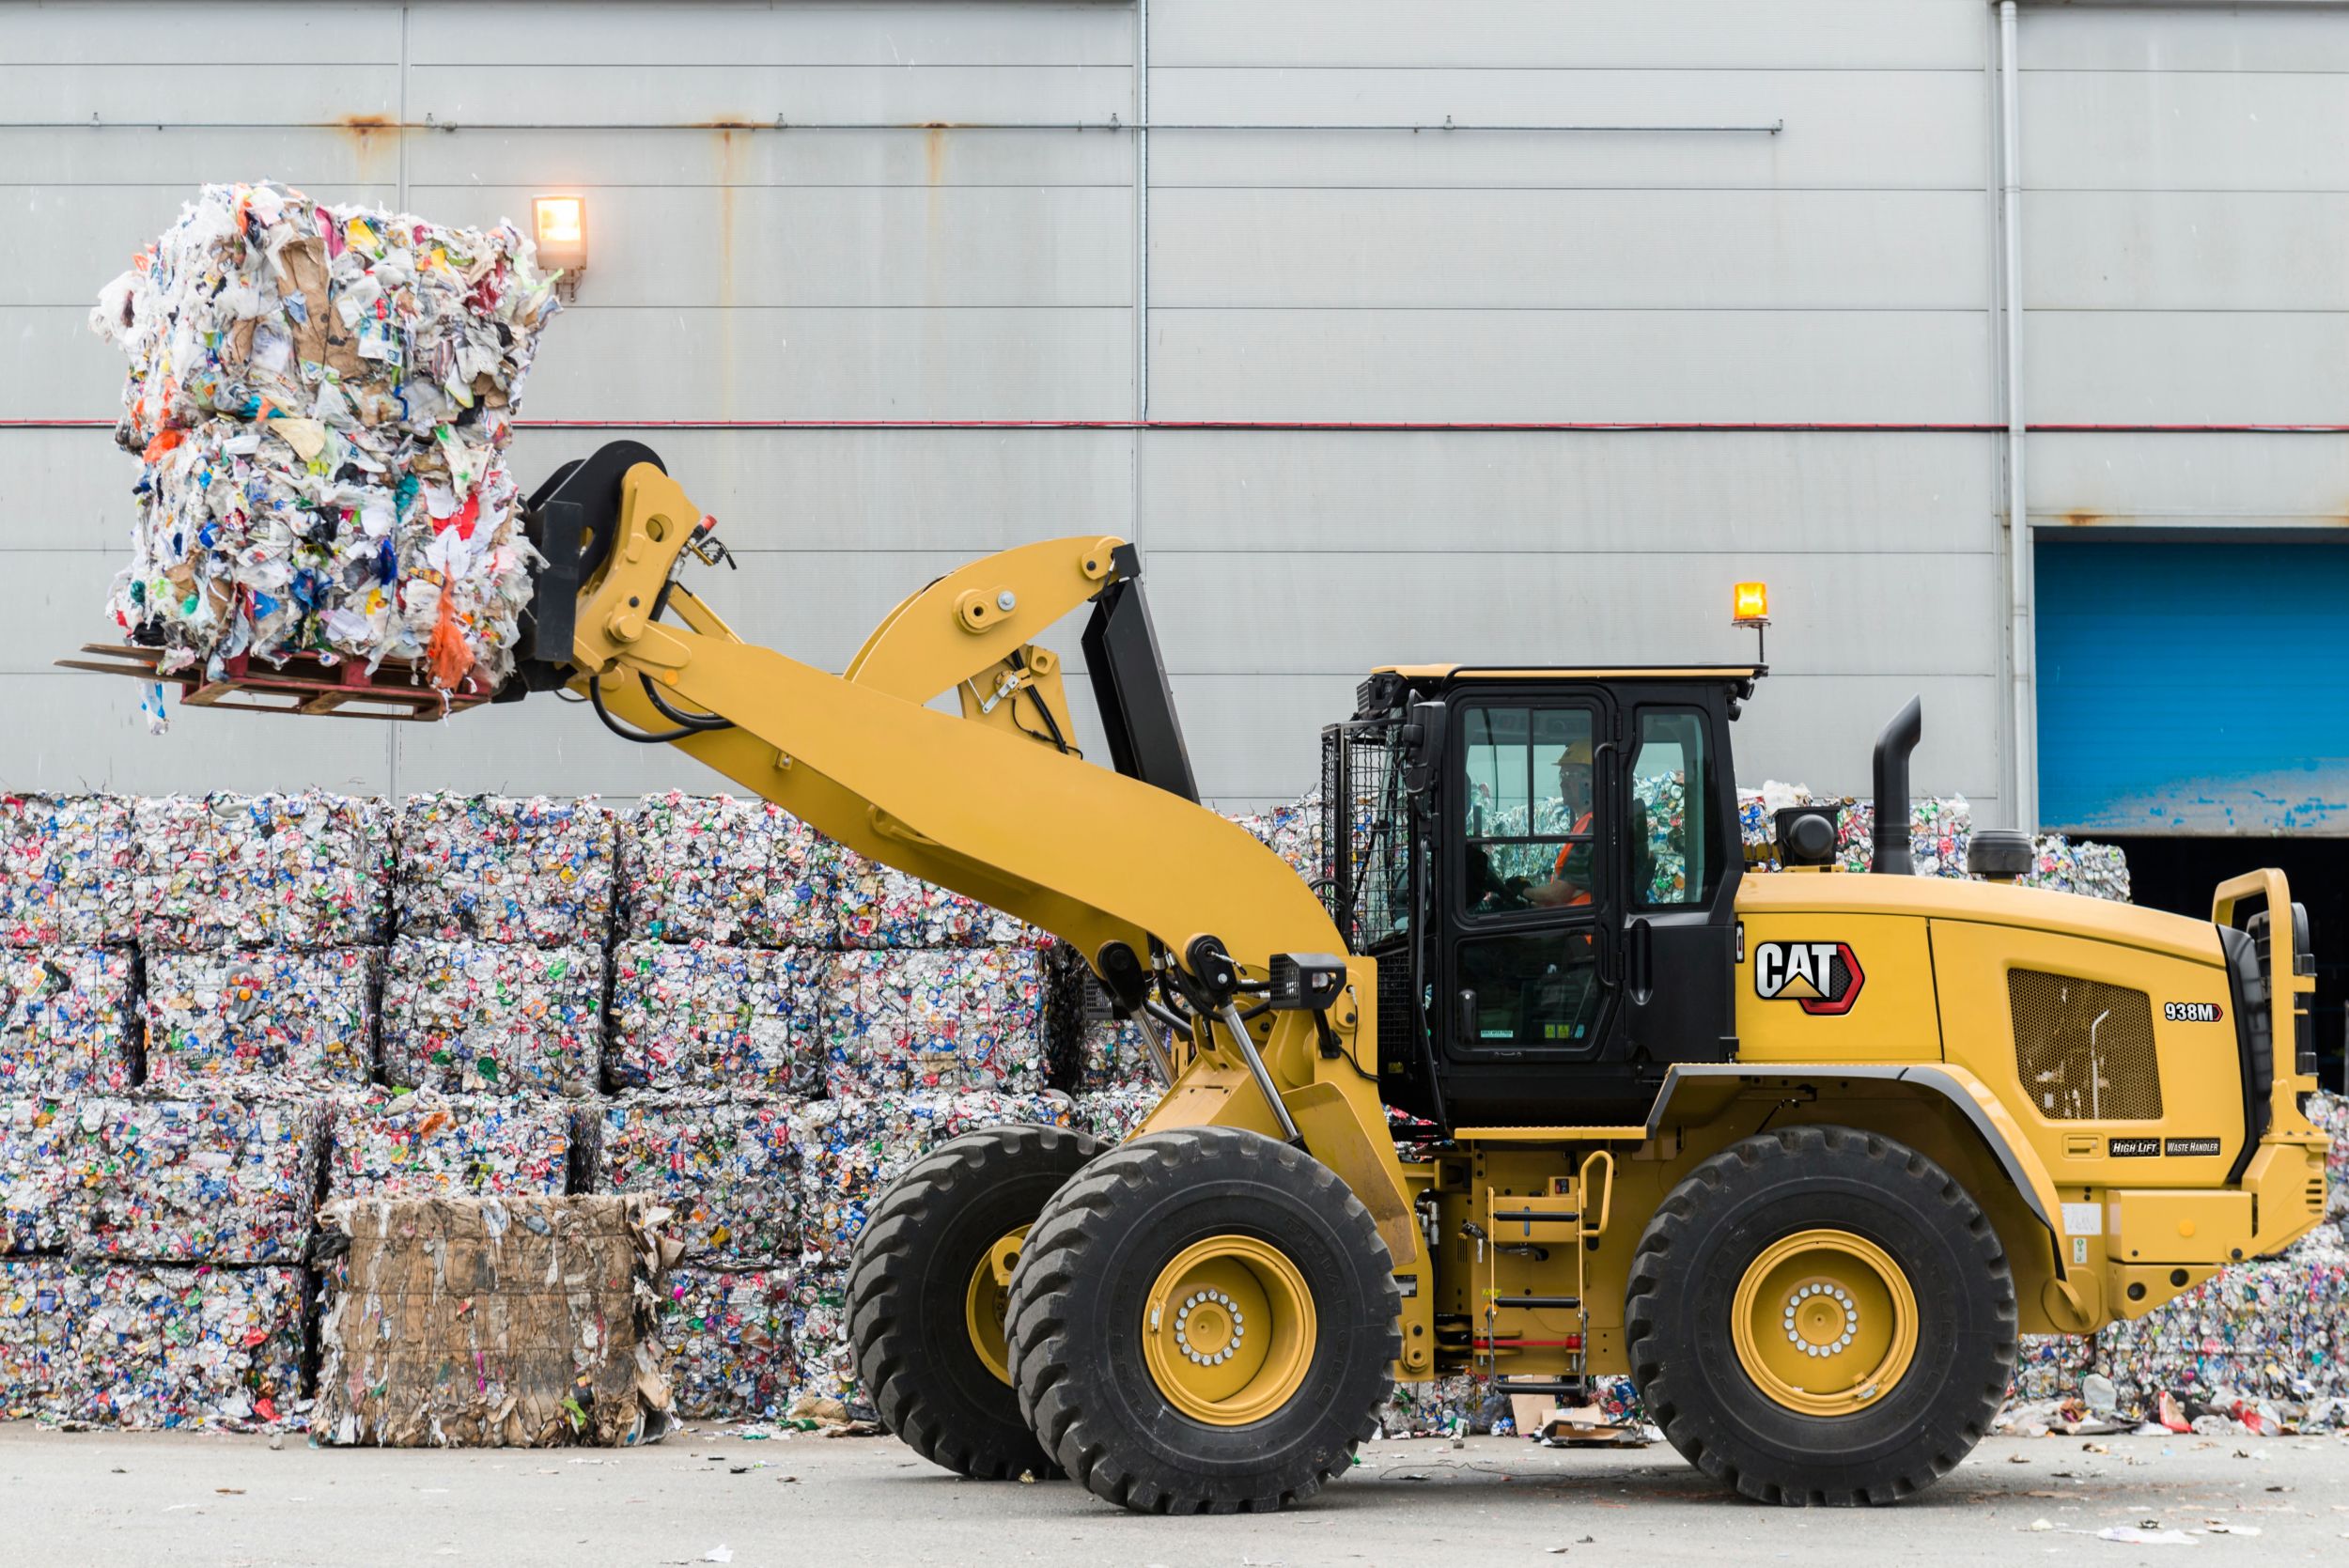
[{"x1": 2, "y1": 1, "x2": 2343, "y2": 825}]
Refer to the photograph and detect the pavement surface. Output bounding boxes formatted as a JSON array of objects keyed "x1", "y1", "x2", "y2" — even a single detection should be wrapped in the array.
[{"x1": 3, "y1": 1424, "x2": 2344, "y2": 1567}]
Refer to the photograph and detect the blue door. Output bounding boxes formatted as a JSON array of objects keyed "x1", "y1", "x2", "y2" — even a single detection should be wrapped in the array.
[{"x1": 2038, "y1": 541, "x2": 2349, "y2": 835}]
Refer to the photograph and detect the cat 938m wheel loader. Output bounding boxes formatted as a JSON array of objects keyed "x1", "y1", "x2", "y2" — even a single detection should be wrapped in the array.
[{"x1": 124, "y1": 446, "x2": 2335, "y2": 1512}]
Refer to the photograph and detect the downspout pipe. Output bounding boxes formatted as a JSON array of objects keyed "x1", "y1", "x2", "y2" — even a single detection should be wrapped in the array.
[{"x1": 1999, "y1": 0, "x2": 2039, "y2": 832}]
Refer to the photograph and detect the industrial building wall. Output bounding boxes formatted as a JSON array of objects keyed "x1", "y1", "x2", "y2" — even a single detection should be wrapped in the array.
[{"x1": 1, "y1": 1, "x2": 2341, "y2": 822}]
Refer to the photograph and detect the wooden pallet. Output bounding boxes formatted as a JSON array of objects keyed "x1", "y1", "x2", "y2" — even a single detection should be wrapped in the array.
[{"x1": 58, "y1": 643, "x2": 493, "y2": 722}]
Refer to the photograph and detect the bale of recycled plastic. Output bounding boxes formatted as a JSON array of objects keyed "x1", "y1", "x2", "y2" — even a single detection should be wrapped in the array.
[
  {"x1": 132, "y1": 793, "x2": 391, "y2": 950},
  {"x1": 381, "y1": 938, "x2": 604, "y2": 1096},
  {"x1": 323, "y1": 1088, "x2": 574, "y2": 1201},
  {"x1": 69, "y1": 1096, "x2": 322, "y2": 1265},
  {"x1": 619, "y1": 793, "x2": 836, "y2": 947},
  {"x1": 0, "y1": 794, "x2": 136, "y2": 947},
  {"x1": 832, "y1": 848, "x2": 1036, "y2": 949},
  {"x1": 311, "y1": 1194, "x2": 677, "y2": 1447},
  {"x1": 819, "y1": 948, "x2": 1047, "y2": 1097},
  {"x1": 90, "y1": 181, "x2": 562, "y2": 690},
  {"x1": 57, "y1": 1262, "x2": 304, "y2": 1430},
  {"x1": 1, "y1": 1096, "x2": 77, "y2": 1254},
  {"x1": 605, "y1": 940, "x2": 819, "y2": 1095},
  {"x1": 659, "y1": 1266, "x2": 800, "y2": 1420},
  {"x1": 589, "y1": 1095, "x2": 799, "y2": 1267},
  {"x1": 793, "y1": 1093, "x2": 1071, "y2": 1266},
  {"x1": 142, "y1": 948, "x2": 377, "y2": 1094},
  {"x1": 396, "y1": 794, "x2": 617, "y2": 947},
  {"x1": 0, "y1": 947, "x2": 137, "y2": 1094},
  {"x1": 0, "y1": 1257, "x2": 75, "y2": 1416}
]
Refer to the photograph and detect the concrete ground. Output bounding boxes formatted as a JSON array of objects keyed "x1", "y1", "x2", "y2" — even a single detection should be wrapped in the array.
[{"x1": 3, "y1": 1424, "x2": 2343, "y2": 1568}]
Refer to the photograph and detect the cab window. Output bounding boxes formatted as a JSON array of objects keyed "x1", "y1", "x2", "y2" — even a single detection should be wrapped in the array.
[
  {"x1": 1459, "y1": 705, "x2": 1599, "y2": 916},
  {"x1": 1628, "y1": 707, "x2": 1719, "y2": 908}
]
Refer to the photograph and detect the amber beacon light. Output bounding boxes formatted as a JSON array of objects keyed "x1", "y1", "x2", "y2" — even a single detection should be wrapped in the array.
[{"x1": 533, "y1": 194, "x2": 588, "y2": 295}]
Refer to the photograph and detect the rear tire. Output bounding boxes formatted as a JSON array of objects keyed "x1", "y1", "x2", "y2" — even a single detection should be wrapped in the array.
[
  {"x1": 847, "y1": 1123, "x2": 1099, "y2": 1479},
  {"x1": 1626, "y1": 1124, "x2": 2016, "y2": 1505},
  {"x1": 1004, "y1": 1126, "x2": 1399, "y2": 1514}
]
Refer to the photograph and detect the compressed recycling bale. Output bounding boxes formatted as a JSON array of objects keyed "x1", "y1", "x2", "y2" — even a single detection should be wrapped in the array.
[
  {"x1": 0, "y1": 1258, "x2": 75, "y2": 1417},
  {"x1": 324, "y1": 1088, "x2": 573, "y2": 1201},
  {"x1": 1, "y1": 1096, "x2": 78, "y2": 1254},
  {"x1": 605, "y1": 940, "x2": 819, "y2": 1095},
  {"x1": 1230, "y1": 794, "x2": 1322, "y2": 883},
  {"x1": 2310, "y1": 1091, "x2": 2349, "y2": 1219},
  {"x1": 132, "y1": 792, "x2": 391, "y2": 950},
  {"x1": 660, "y1": 1267, "x2": 800, "y2": 1420},
  {"x1": 63, "y1": 1264, "x2": 304, "y2": 1430},
  {"x1": 832, "y1": 848, "x2": 1036, "y2": 950},
  {"x1": 794, "y1": 1093, "x2": 1071, "y2": 1267},
  {"x1": 0, "y1": 947, "x2": 137, "y2": 1094},
  {"x1": 381, "y1": 938, "x2": 604, "y2": 1096},
  {"x1": 820, "y1": 947, "x2": 1047, "y2": 1097},
  {"x1": 0, "y1": 794, "x2": 136, "y2": 947},
  {"x1": 69, "y1": 1096, "x2": 322, "y2": 1265},
  {"x1": 591, "y1": 1096, "x2": 799, "y2": 1267},
  {"x1": 619, "y1": 793, "x2": 836, "y2": 947},
  {"x1": 1042, "y1": 942, "x2": 1159, "y2": 1093},
  {"x1": 311, "y1": 1194, "x2": 676, "y2": 1447},
  {"x1": 396, "y1": 793, "x2": 616, "y2": 946},
  {"x1": 91, "y1": 182, "x2": 561, "y2": 690},
  {"x1": 2025, "y1": 834, "x2": 2133, "y2": 901},
  {"x1": 1072, "y1": 1086, "x2": 1160, "y2": 1147},
  {"x1": 142, "y1": 948, "x2": 377, "y2": 1094},
  {"x1": 787, "y1": 1269, "x2": 857, "y2": 1406},
  {"x1": 1377, "y1": 1374, "x2": 1485, "y2": 1437},
  {"x1": 2, "y1": 1104, "x2": 75, "y2": 1260}
]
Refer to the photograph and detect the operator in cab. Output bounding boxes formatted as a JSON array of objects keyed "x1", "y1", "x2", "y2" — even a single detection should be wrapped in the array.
[{"x1": 1524, "y1": 738, "x2": 1596, "y2": 908}]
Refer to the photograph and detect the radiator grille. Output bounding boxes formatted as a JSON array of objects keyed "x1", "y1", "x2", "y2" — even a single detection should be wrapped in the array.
[{"x1": 2008, "y1": 970, "x2": 2162, "y2": 1122}]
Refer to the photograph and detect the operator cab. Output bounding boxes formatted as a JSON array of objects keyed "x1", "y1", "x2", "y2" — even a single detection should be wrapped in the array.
[{"x1": 1322, "y1": 664, "x2": 1757, "y2": 1129}]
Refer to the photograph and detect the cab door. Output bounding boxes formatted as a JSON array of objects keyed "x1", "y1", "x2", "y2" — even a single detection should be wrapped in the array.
[
  {"x1": 1610, "y1": 689, "x2": 1740, "y2": 1064},
  {"x1": 1440, "y1": 690, "x2": 1620, "y2": 1110}
]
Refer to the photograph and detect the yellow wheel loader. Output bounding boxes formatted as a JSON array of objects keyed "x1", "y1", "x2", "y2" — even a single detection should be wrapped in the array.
[{"x1": 105, "y1": 445, "x2": 2332, "y2": 1512}]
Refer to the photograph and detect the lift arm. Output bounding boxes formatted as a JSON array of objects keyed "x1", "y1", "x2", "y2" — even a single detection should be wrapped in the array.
[{"x1": 543, "y1": 458, "x2": 1342, "y2": 977}]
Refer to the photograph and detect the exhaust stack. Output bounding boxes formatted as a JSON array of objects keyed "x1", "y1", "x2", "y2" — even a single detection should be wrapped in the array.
[{"x1": 1872, "y1": 696, "x2": 1922, "y2": 876}]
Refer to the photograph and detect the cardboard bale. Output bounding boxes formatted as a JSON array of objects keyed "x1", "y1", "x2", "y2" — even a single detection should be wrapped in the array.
[
  {"x1": 0, "y1": 946, "x2": 137, "y2": 1094},
  {"x1": 142, "y1": 948, "x2": 378, "y2": 1093},
  {"x1": 324, "y1": 1088, "x2": 573, "y2": 1201},
  {"x1": 0, "y1": 1258, "x2": 74, "y2": 1416},
  {"x1": 397, "y1": 793, "x2": 616, "y2": 947},
  {"x1": 820, "y1": 947, "x2": 1047, "y2": 1097},
  {"x1": 132, "y1": 792, "x2": 391, "y2": 950},
  {"x1": 0, "y1": 794, "x2": 136, "y2": 947},
  {"x1": 832, "y1": 848, "x2": 1036, "y2": 949},
  {"x1": 63, "y1": 1263, "x2": 304, "y2": 1429},
  {"x1": 660, "y1": 1266, "x2": 799, "y2": 1420},
  {"x1": 606, "y1": 940, "x2": 818, "y2": 1095},
  {"x1": 590, "y1": 1096, "x2": 798, "y2": 1266},
  {"x1": 794, "y1": 1093, "x2": 1070, "y2": 1266},
  {"x1": 381, "y1": 937, "x2": 604, "y2": 1095},
  {"x1": 311, "y1": 1194, "x2": 675, "y2": 1447},
  {"x1": 619, "y1": 793, "x2": 835, "y2": 947},
  {"x1": 1, "y1": 1095, "x2": 78, "y2": 1254},
  {"x1": 70, "y1": 1096, "x2": 322, "y2": 1265}
]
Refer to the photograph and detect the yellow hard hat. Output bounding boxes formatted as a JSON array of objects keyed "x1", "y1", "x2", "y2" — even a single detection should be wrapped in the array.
[{"x1": 1555, "y1": 739, "x2": 1594, "y2": 768}]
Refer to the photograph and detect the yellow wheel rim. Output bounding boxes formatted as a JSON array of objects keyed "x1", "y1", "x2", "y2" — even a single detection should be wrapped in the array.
[
  {"x1": 963, "y1": 1226, "x2": 1028, "y2": 1386},
  {"x1": 1142, "y1": 1235, "x2": 1318, "y2": 1427},
  {"x1": 1730, "y1": 1228, "x2": 1920, "y2": 1417}
]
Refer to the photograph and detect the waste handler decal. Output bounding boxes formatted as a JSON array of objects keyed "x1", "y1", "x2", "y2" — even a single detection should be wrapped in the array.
[{"x1": 1752, "y1": 940, "x2": 1865, "y2": 1017}]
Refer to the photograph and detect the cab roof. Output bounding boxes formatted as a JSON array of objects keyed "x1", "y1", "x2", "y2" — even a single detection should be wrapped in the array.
[{"x1": 1376, "y1": 664, "x2": 1763, "y2": 683}]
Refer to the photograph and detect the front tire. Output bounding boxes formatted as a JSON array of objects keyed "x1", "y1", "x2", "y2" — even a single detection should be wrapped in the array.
[
  {"x1": 847, "y1": 1123, "x2": 1099, "y2": 1479},
  {"x1": 1626, "y1": 1125, "x2": 2017, "y2": 1505},
  {"x1": 1004, "y1": 1127, "x2": 1399, "y2": 1514}
]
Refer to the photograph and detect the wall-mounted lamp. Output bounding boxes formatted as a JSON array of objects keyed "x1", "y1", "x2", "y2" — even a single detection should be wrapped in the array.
[{"x1": 533, "y1": 194, "x2": 587, "y2": 299}]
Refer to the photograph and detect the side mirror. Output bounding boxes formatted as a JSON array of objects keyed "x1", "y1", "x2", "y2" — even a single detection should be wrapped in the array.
[{"x1": 1401, "y1": 701, "x2": 1447, "y2": 795}]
